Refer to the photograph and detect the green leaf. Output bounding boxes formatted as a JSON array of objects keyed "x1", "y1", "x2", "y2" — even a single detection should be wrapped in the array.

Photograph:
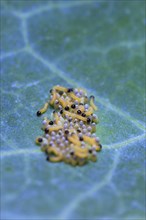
[{"x1": 1, "y1": 1, "x2": 145, "y2": 219}]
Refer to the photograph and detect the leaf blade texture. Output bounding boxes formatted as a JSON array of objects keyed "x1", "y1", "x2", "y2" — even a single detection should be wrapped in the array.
[{"x1": 1, "y1": 1, "x2": 145, "y2": 219}]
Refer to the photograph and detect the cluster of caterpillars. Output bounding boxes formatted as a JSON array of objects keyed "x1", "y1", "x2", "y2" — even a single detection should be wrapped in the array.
[{"x1": 35, "y1": 85, "x2": 102, "y2": 166}]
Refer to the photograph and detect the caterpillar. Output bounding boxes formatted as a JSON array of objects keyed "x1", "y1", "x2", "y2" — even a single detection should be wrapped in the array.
[{"x1": 35, "y1": 85, "x2": 102, "y2": 166}]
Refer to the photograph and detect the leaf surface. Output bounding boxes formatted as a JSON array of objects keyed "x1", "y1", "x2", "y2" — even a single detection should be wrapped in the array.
[{"x1": 1, "y1": 1, "x2": 145, "y2": 219}]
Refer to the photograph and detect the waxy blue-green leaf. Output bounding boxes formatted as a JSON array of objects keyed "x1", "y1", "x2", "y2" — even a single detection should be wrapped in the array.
[{"x1": 1, "y1": 1, "x2": 145, "y2": 219}]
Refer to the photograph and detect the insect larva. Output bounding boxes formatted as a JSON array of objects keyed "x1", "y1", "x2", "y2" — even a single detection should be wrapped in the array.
[
  {"x1": 68, "y1": 136, "x2": 81, "y2": 147},
  {"x1": 89, "y1": 95, "x2": 98, "y2": 111},
  {"x1": 53, "y1": 85, "x2": 68, "y2": 93},
  {"x1": 35, "y1": 85, "x2": 102, "y2": 166},
  {"x1": 68, "y1": 92, "x2": 82, "y2": 102},
  {"x1": 45, "y1": 125, "x2": 62, "y2": 133},
  {"x1": 36, "y1": 102, "x2": 49, "y2": 116},
  {"x1": 47, "y1": 147, "x2": 63, "y2": 162}
]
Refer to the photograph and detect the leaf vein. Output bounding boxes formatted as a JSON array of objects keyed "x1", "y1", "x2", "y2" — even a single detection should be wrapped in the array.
[{"x1": 27, "y1": 47, "x2": 145, "y2": 131}]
